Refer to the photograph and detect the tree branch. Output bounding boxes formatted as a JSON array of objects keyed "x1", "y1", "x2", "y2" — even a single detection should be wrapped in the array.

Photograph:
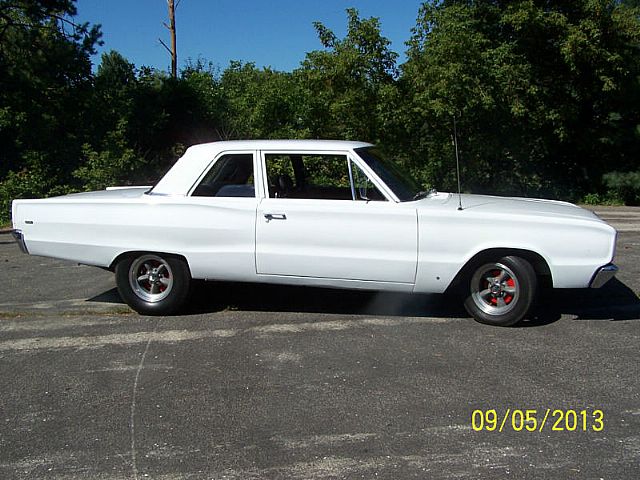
[{"x1": 158, "y1": 38, "x2": 172, "y2": 55}]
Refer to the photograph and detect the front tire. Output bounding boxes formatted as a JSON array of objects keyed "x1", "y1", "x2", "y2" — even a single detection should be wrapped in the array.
[
  {"x1": 115, "y1": 253, "x2": 191, "y2": 315},
  {"x1": 463, "y1": 256, "x2": 537, "y2": 326}
]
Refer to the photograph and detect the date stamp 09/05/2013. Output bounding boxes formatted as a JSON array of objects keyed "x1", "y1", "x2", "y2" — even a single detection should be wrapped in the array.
[{"x1": 471, "y1": 409, "x2": 604, "y2": 433}]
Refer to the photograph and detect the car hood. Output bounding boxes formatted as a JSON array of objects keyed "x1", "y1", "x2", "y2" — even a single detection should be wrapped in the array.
[{"x1": 420, "y1": 192, "x2": 603, "y2": 223}]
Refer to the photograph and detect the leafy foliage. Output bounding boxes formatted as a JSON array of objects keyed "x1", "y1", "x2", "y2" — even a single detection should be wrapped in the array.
[
  {"x1": 402, "y1": 0, "x2": 640, "y2": 196},
  {"x1": 217, "y1": 61, "x2": 303, "y2": 139},
  {"x1": 603, "y1": 171, "x2": 640, "y2": 205},
  {"x1": 297, "y1": 8, "x2": 399, "y2": 142},
  {"x1": 73, "y1": 120, "x2": 145, "y2": 191}
]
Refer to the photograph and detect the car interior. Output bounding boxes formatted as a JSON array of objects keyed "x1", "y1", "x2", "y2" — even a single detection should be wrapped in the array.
[{"x1": 267, "y1": 154, "x2": 385, "y2": 201}]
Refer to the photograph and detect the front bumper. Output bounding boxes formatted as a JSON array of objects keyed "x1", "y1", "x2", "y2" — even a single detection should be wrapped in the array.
[
  {"x1": 589, "y1": 263, "x2": 618, "y2": 288},
  {"x1": 11, "y1": 229, "x2": 29, "y2": 254}
]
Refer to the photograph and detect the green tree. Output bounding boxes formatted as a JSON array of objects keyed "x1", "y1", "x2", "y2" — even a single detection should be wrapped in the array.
[
  {"x1": 181, "y1": 58, "x2": 224, "y2": 139},
  {"x1": 297, "y1": 8, "x2": 399, "y2": 143},
  {"x1": 72, "y1": 51, "x2": 146, "y2": 190},
  {"x1": 402, "y1": 0, "x2": 640, "y2": 197},
  {"x1": 217, "y1": 61, "x2": 302, "y2": 139},
  {"x1": 82, "y1": 51, "x2": 138, "y2": 152},
  {"x1": 0, "y1": 0, "x2": 101, "y2": 221}
]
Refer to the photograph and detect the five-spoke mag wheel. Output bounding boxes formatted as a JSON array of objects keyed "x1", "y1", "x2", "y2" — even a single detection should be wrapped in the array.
[
  {"x1": 129, "y1": 254, "x2": 174, "y2": 303},
  {"x1": 116, "y1": 253, "x2": 191, "y2": 315},
  {"x1": 464, "y1": 256, "x2": 537, "y2": 326}
]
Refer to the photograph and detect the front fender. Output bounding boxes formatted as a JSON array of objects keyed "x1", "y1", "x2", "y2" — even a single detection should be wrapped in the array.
[{"x1": 413, "y1": 210, "x2": 616, "y2": 293}]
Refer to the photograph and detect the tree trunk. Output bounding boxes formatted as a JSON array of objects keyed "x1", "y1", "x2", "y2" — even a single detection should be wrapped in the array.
[{"x1": 168, "y1": 0, "x2": 177, "y2": 78}]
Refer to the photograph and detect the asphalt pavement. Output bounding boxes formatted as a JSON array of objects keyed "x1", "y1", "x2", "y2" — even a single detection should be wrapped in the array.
[{"x1": 0, "y1": 207, "x2": 639, "y2": 479}]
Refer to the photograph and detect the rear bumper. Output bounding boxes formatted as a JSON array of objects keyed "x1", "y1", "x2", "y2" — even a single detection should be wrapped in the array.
[
  {"x1": 589, "y1": 263, "x2": 618, "y2": 288},
  {"x1": 11, "y1": 229, "x2": 29, "y2": 254}
]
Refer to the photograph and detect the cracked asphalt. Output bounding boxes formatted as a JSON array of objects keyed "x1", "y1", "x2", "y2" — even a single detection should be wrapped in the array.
[{"x1": 0, "y1": 207, "x2": 639, "y2": 479}]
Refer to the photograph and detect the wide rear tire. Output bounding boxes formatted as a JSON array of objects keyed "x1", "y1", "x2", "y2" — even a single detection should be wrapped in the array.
[
  {"x1": 463, "y1": 255, "x2": 537, "y2": 326},
  {"x1": 115, "y1": 253, "x2": 191, "y2": 315}
]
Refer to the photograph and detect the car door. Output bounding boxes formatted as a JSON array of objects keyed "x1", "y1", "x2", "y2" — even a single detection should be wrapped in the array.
[
  {"x1": 255, "y1": 150, "x2": 417, "y2": 284},
  {"x1": 181, "y1": 150, "x2": 260, "y2": 282}
]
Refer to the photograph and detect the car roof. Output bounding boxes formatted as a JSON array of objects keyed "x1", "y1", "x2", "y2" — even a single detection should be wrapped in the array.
[
  {"x1": 151, "y1": 139, "x2": 374, "y2": 196},
  {"x1": 189, "y1": 139, "x2": 372, "y2": 151}
]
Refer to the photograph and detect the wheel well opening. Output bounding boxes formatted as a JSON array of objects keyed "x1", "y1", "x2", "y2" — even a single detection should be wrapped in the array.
[
  {"x1": 447, "y1": 248, "x2": 552, "y2": 293},
  {"x1": 109, "y1": 251, "x2": 191, "y2": 275}
]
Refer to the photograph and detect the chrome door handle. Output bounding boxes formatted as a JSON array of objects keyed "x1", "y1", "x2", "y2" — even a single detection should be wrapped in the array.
[{"x1": 264, "y1": 213, "x2": 287, "y2": 222}]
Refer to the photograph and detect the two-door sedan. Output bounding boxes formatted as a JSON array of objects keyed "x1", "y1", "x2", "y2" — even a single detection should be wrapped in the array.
[{"x1": 11, "y1": 140, "x2": 618, "y2": 326}]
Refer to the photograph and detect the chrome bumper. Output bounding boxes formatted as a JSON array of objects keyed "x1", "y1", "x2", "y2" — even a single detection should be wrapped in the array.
[
  {"x1": 589, "y1": 263, "x2": 618, "y2": 288},
  {"x1": 11, "y1": 229, "x2": 29, "y2": 254}
]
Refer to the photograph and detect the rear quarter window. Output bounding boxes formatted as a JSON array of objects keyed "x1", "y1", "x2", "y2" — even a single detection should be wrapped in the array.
[{"x1": 192, "y1": 154, "x2": 255, "y2": 197}]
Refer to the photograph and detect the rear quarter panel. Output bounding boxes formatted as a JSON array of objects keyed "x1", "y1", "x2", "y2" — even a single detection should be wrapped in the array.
[{"x1": 12, "y1": 195, "x2": 258, "y2": 281}]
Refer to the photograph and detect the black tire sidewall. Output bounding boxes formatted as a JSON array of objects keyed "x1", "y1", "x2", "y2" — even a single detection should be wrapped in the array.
[
  {"x1": 115, "y1": 253, "x2": 191, "y2": 315},
  {"x1": 463, "y1": 255, "x2": 537, "y2": 327}
]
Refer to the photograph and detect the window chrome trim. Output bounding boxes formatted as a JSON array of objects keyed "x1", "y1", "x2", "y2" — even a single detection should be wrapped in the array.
[
  {"x1": 349, "y1": 151, "x2": 400, "y2": 202},
  {"x1": 347, "y1": 158, "x2": 356, "y2": 201},
  {"x1": 258, "y1": 149, "x2": 396, "y2": 202},
  {"x1": 186, "y1": 150, "x2": 258, "y2": 198}
]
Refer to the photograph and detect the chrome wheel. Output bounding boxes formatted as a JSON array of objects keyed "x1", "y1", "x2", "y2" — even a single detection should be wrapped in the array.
[
  {"x1": 116, "y1": 253, "x2": 191, "y2": 315},
  {"x1": 470, "y1": 262, "x2": 519, "y2": 316},
  {"x1": 128, "y1": 254, "x2": 174, "y2": 303}
]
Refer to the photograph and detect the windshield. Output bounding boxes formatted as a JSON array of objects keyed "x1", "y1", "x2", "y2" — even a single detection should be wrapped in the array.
[{"x1": 354, "y1": 147, "x2": 422, "y2": 202}]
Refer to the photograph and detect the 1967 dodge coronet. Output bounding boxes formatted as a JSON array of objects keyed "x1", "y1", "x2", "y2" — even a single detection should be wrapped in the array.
[{"x1": 11, "y1": 140, "x2": 618, "y2": 326}]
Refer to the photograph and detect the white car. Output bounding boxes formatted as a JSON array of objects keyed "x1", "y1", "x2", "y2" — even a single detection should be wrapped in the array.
[{"x1": 11, "y1": 140, "x2": 618, "y2": 326}]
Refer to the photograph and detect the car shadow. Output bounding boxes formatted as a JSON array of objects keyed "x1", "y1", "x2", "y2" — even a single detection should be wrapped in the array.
[
  {"x1": 522, "y1": 278, "x2": 640, "y2": 326},
  {"x1": 187, "y1": 281, "x2": 467, "y2": 318},
  {"x1": 87, "y1": 288, "x2": 125, "y2": 304},
  {"x1": 87, "y1": 278, "x2": 639, "y2": 325}
]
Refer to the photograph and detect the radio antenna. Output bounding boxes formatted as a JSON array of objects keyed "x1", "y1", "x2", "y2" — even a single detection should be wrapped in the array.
[{"x1": 453, "y1": 115, "x2": 463, "y2": 211}]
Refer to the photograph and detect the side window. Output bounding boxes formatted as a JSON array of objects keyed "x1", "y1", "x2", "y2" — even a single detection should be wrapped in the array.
[
  {"x1": 264, "y1": 154, "x2": 296, "y2": 198},
  {"x1": 351, "y1": 162, "x2": 387, "y2": 201},
  {"x1": 265, "y1": 154, "x2": 352, "y2": 200},
  {"x1": 192, "y1": 154, "x2": 255, "y2": 197}
]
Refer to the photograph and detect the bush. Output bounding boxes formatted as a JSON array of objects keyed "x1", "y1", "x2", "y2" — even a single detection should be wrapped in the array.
[
  {"x1": 0, "y1": 165, "x2": 59, "y2": 225},
  {"x1": 603, "y1": 171, "x2": 640, "y2": 206},
  {"x1": 582, "y1": 193, "x2": 604, "y2": 205},
  {"x1": 581, "y1": 193, "x2": 624, "y2": 206},
  {"x1": 73, "y1": 123, "x2": 145, "y2": 191}
]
